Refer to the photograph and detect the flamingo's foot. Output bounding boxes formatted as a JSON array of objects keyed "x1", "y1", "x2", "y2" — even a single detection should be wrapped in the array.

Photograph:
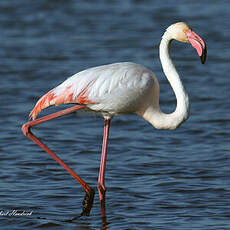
[{"x1": 81, "y1": 189, "x2": 95, "y2": 216}]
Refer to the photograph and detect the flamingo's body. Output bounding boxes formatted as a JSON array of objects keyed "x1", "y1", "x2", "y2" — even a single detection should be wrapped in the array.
[
  {"x1": 29, "y1": 62, "x2": 157, "y2": 121},
  {"x1": 22, "y1": 22, "x2": 206, "y2": 222}
]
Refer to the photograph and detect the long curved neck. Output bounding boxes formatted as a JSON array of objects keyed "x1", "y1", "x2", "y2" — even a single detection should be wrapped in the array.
[{"x1": 143, "y1": 31, "x2": 189, "y2": 129}]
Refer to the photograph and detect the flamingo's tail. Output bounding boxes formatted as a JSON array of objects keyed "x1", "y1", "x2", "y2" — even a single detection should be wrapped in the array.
[
  {"x1": 29, "y1": 82, "x2": 94, "y2": 120},
  {"x1": 29, "y1": 90, "x2": 56, "y2": 120}
]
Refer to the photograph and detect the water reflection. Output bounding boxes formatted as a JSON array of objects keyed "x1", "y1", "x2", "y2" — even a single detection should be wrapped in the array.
[{"x1": 35, "y1": 209, "x2": 109, "y2": 229}]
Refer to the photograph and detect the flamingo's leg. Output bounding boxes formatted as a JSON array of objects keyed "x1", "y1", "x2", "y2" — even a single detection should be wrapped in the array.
[
  {"x1": 97, "y1": 118, "x2": 111, "y2": 219},
  {"x1": 22, "y1": 104, "x2": 95, "y2": 216}
]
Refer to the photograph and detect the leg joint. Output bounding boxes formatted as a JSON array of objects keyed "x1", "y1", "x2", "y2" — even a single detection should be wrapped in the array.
[{"x1": 21, "y1": 122, "x2": 31, "y2": 136}]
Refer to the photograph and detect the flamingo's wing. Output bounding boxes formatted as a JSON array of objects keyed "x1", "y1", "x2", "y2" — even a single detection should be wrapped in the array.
[
  {"x1": 29, "y1": 62, "x2": 155, "y2": 120},
  {"x1": 29, "y1": 68, "x2": 97, "y2": 120},
  {"x1": 84, "y1": 62, "x2": 155, "y2": 114}
]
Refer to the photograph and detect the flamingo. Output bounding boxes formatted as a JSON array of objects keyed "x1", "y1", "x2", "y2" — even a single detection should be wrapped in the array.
[{"x1": 22, "y1": 22, "x2": 206, "y2": 219}]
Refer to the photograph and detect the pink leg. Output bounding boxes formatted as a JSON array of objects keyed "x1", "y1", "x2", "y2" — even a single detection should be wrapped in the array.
[
  {"x1": 98, "y1": 118, "x2": 111, "y2": 219},
  {"x1": 22, "y1": 104, "x2": 95, "y2": 216}
]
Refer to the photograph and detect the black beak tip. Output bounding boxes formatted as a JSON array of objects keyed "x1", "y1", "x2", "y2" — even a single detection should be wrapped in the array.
[{"x1": 200, "y1": 45, "x2": 207, "y2": 64}]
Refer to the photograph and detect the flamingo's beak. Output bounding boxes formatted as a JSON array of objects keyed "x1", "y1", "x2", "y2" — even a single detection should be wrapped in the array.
[{"x1": 185, "y1": 30, "x2": 207, "y2": 64}]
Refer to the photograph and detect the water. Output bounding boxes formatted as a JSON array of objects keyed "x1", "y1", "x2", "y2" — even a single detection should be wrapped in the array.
[{"x1": 1, "y1": 0, "x2": 230, "y2": 229}]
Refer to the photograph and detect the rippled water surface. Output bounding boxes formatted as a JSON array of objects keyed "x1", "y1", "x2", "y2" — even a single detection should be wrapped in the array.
[{"x1": 1, "y1": 0, "x2": 230, "y2": 229}]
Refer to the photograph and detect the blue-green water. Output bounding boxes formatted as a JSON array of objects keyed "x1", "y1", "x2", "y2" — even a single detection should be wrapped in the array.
[{"x1": 1, "y1": 0, "x2": 230, "y2": 229}]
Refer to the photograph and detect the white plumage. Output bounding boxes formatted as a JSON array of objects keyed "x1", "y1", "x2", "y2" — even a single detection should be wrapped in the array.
[
  {"x1": 30, "y1": 62, "x2": 158, "y2": 120},
  {"x1": 56, "y1": 62, "x2": 155, "y2": 115}
]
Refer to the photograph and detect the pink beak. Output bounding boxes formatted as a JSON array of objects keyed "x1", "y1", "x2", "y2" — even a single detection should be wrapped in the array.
[{"x1": 185, "y1": 30, "x2": 207, "y2": 64}]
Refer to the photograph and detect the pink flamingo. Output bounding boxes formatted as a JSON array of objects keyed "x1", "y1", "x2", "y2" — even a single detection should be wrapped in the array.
[{"x1": 22, "y1": 22, "x2": 206, "y2": 218}]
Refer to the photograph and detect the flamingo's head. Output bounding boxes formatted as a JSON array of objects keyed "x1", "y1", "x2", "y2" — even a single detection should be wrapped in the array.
[{"x1": 166, "y1": 22, "x2": 207, "y2": 64}]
